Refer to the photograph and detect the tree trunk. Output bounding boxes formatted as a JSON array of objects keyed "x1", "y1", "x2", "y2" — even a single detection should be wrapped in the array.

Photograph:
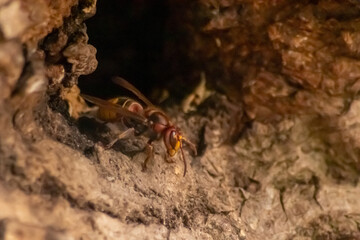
[{"x1": 1, "y1": 1, "x2": 360, "y2": 239}]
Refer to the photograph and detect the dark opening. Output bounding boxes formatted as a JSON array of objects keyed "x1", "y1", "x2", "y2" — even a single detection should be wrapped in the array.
[{"x1": 79, "y1": 0, "x2": 169, "y2": 99}]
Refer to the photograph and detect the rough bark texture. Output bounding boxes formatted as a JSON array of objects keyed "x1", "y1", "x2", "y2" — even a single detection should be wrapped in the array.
[{"x1": 1, "y1": 1, "x2": 360, "y2": 240}]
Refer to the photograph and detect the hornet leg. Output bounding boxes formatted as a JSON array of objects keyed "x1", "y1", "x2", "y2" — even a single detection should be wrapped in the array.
[
  {"x1": 142, "y1": 140, "x2": 154, "y2": 172},
  {"x1": 103, "y1": 128, "x2": 135, "y2": 149}
]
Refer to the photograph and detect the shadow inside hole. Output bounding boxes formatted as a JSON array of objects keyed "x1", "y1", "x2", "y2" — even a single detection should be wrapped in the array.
[{"x1": 79, "y1": 0, "x2": 169, "y2": 99}]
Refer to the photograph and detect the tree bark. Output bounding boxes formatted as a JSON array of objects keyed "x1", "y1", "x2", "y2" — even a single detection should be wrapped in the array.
[{"x1": 1, "y1": 1, "x2": 360, "y2": 240}]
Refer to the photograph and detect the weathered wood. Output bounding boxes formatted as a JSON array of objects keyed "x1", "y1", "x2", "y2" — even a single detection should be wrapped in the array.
[{"x1": 1, "y1": 1, "x2": 360, "y2": 239}]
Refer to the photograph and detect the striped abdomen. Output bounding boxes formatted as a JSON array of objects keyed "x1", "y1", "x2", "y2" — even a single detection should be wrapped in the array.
[{"x1": 97, "y1": 97, "x2": 144, "y2": 122}]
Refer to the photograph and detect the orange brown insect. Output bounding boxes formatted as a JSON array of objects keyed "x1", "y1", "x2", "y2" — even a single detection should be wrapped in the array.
[{"x1": 81, "y1": 77, "x2": 197, "y2": 176}]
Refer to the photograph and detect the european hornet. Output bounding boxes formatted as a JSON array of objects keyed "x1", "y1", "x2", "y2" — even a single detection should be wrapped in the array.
[{"x1": 81, "y1": 77, "x2": 197, "y2": 176}]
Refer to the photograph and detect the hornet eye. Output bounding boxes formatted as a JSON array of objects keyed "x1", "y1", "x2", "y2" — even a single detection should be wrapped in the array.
[{"x1": 170, "y1": 131, "x2": 178, "y2": 149}]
